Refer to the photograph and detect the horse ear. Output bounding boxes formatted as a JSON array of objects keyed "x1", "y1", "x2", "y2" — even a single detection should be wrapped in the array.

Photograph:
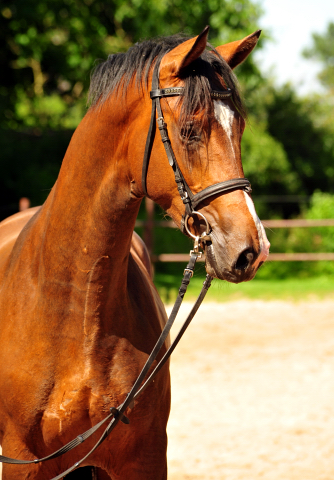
[
  {"x1": 159, "y1": 26, "x2": 210, "y2": 81},
  {"x1": 215, "y1": 30, "x2": 261, "y2": 69}
]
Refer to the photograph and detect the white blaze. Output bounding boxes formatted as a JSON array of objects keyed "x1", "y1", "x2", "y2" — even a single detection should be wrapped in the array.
[
  {"x1": 243, "y1": 191, "x2": 270, "y2": 266},
  {"x1": 214, "y1": 99, "x2": 270, "y2": 266},
  {"x1": 214, "y1": 100, "x2": 235, "y2": 154}
]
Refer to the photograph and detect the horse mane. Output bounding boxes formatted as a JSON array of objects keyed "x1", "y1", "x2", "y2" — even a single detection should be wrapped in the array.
[{"x1": 88, "y1": 34, "x2": 246, "y2": 137}]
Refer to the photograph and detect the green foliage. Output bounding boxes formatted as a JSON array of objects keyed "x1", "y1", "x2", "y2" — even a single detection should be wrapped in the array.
[
  {"x1": 303, "y1": 22, "x2": 334, "y2": 92},
  {"x1": 242, "y1": 122, "x2": 290, "y2": 188},
  {"x1": 155, "y1": 273, "x2": 334, "y2": 303},
  {"x1": 0, "y1": 0, "x2": 263, "y2": 131},
  {"x1": 300, "y1": 191, "x2": 334, "y2": 254},
  {"x1": 0, "y1": 0, "x2": 266, "y2": 213},
  {"x1": 238, "y1": 78, "x2": 334, "y2": 218},
  {"x1": 1, "y1": 0, "x2": 114, "y2": 130},
  {"x1": 265, "y1": 86, "x2": 334, "y2": 197},
  {"x1": 257, "y1": 191, "x2": 334, "y2": 280},
  {"x1": 306, "y1": 190, "x2": 334, "y2": 219},
  {"x1": 241, "y1": 119, "x2": 299, "y2": 218}
]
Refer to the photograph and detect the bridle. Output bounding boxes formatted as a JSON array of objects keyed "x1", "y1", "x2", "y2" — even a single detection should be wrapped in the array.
[
  {"x1": 142, "y1": 57, "x2": 252, "y2": 243},
  {"x1": 0, "y1": 54, "x2": 253, "y2": 479}
]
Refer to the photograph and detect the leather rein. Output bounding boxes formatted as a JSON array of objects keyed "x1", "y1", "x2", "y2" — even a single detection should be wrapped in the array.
[{"x1": 0, "y1": 57, "x2": 252, "y2": 479}]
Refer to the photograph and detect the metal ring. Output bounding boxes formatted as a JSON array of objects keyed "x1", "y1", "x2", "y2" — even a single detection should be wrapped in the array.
[{"x1": 184, "y1": 211, "x2": 210, "y2": 239}]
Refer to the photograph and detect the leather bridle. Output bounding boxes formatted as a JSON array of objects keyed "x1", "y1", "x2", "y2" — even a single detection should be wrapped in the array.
[
  {"x1": 142, "y1": 57, "x2": 252, "y2": 241},
  {"x1": 0, "y1": 54, "x2": 253, "y2": 479}
]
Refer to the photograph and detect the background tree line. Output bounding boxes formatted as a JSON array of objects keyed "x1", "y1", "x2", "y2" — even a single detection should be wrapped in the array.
[{"x1": 1, "y1": 0, "x2": 334, "y2": 278}]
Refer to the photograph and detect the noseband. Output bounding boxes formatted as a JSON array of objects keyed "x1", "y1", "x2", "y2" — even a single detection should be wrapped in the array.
[{"x1": 142, "y1": 58, "x2": 252, "y2": 239}]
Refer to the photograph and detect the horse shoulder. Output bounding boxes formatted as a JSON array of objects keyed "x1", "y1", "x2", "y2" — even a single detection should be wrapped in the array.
[
  {"x1": 129, "y1": 232, "x2": 169, "y2": 338},
  {"x1": 130, "y1": 231, "x2": 153, "y2": 278}
]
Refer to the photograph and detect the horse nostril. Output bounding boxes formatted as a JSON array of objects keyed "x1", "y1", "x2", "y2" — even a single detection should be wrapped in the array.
[{"x1": 235, "y1": 248, "x2": 255, "y2": 271}]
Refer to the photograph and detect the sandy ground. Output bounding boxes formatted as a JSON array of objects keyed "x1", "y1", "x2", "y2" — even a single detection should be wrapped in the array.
[
  {"x1": 1, "y1": 300, "x2": 334, "y2": 479},
  {"x1": 167, "y1": 300, "x2": 334, "y2": 480}
]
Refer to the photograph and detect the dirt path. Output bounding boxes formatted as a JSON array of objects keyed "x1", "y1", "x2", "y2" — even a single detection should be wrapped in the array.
[{"x1": 167, "y1": 300, "x2": 334, "y2": 480}]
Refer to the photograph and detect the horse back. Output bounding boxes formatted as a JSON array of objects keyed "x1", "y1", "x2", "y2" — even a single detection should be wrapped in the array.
[{"x1": 0, "y1": 207, "x2": 41, "y2": 284}]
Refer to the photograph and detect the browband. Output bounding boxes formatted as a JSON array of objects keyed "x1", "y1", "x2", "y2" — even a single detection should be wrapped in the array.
[{"x1": 150, "y1": 87, "x2": 232, "y2": 99}]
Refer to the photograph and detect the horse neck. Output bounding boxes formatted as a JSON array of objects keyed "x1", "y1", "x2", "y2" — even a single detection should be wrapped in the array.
[{"x1": 36, "y1": 93, "x2": 147, "y2": 319}]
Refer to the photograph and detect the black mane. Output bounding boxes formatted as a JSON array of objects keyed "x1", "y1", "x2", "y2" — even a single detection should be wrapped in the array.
[{"x1": 88, "y1": 34, "x2": 246, "y2": 130}]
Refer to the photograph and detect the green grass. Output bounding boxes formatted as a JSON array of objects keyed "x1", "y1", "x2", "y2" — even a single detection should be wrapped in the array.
[{"x1": 154, "y1": 273, "x2": 334, "y2": 304}]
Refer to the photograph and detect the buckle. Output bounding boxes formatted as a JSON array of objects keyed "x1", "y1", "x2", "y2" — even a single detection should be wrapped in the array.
[
  {"x1": 183, "y1": 268, "x2": 194, "y2": 277},
  {"x1": 157, "y1": 117, "x2": 166, "y2": 129}
]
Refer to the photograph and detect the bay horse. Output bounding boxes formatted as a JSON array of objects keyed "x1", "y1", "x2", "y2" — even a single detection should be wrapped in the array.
[{"x1": 0, "y1": 27, "x2": 269, "y2": 479}]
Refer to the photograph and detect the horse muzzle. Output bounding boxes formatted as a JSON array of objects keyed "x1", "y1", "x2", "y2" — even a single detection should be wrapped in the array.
[{"x1": 203, "y1": 228, "x2": 270, "y2": 283}]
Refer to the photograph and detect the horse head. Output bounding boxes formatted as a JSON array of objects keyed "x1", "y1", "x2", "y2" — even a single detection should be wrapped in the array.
[{"x1": 134, "y1": 27, "x2": 270, "y2": 283}]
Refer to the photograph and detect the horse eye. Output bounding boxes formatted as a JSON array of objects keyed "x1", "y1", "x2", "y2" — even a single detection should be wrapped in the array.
[{"x1": 180, "y1": 122, "x2": 201, "y2": 143}]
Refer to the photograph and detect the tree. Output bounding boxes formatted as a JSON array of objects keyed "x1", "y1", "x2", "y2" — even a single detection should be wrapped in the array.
[
  {"x1": 241, "y1": 119, "x2": 299, "y2": 218},
  {"x1": 303, "y1": 22, "x2": 334, "y2": 93},
  {"x1": 0, "y1": 0, "x2": 264, "y2": 131},
  {"x1": 266, "y1": 86, "x2": 334, "y2": 199},
  {"x1": 0, "y1": 0, "x2": 265, "y2": 216}
]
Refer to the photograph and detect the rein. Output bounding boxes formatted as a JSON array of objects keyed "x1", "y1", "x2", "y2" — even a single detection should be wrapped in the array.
[{"x1": 0, "y1": 56, "x2": 252, "y2": 478}]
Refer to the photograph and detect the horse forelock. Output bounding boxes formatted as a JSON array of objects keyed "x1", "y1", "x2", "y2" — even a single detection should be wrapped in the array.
[{"x1": 87, "y1": 35, "x2": 247, "y2": 129}]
